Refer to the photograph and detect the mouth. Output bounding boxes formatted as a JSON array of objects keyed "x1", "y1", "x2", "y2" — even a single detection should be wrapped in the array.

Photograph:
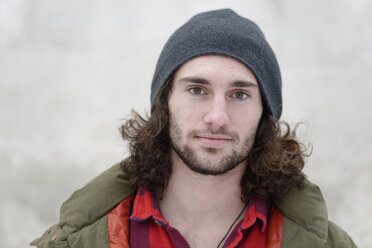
[{"x1": 194, "y1": 135, "x2": 233, "y2": 148}]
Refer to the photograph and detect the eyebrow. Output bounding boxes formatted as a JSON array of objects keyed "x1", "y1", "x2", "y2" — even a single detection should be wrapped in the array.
[
  {"x1": 178, "y1": 76, "x2": 210, "y2": 85},
  {"x1": 178, "y1": 76, "x2": 258, "y2": 88}
]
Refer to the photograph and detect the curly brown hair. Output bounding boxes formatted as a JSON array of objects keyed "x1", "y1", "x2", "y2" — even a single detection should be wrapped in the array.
[{"x1": 120, "y1": 78, "x2": 308, "y2": 201}]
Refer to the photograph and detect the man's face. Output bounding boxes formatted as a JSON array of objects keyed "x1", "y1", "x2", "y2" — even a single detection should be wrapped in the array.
[{"x1": 168, "y1": 55, "x2": 263, "y2": 175}]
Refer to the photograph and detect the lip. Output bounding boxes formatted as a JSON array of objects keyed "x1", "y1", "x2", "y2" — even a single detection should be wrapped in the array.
[{"x1": 195, "y1": 135, "x2": 232, "y2": 148}]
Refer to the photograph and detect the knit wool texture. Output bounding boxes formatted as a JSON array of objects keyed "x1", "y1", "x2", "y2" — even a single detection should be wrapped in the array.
[{"x1": 150, "y1": 9, "x2": 282, "y2": 119}]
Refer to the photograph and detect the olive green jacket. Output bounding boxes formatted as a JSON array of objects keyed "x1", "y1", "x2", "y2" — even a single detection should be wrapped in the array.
[{"x1": 31, "y1": 163, "x2": 357, "y2": 248}]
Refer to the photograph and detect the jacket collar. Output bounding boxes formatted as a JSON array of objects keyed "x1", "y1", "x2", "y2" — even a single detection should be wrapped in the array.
[
  {"x1": 58, "y1": 162, "x2": 136, "y2": 234},
  {"x1": 272, "y1": 176, "x2": 328, "y2": 245}
]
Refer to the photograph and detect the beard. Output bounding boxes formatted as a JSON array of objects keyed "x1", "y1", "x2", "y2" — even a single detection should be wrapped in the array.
[{"x1": 169, "y1": 117, "x2": 256, "y2": 176}]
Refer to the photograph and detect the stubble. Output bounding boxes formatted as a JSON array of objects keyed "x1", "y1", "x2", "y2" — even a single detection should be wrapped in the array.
[{"x1": 169, "y1": 117, "x2": 256, "y2": 176}]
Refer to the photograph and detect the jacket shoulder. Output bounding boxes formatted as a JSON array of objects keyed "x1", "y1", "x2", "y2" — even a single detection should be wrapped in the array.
[
  {"x1": 280, "y1": 218, "x2": 358, "y2": 248},
  {"x1": 273, "y1": 177, "x2": 358, "y2": 247},
  {"x1": 30, "y1": 214, "x2": 109, "y2": 248},
  {"x1": 30, "y1": 161, "x2": 136, "y2": 248},
  {"x1": 327, "y1": 221, "x2": 358, "y2": 248}
]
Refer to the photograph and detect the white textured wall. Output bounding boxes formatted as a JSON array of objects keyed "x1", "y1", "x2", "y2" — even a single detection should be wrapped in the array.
[{"x1": 1, "y1": 0, "x2": 371, "y2": 247}]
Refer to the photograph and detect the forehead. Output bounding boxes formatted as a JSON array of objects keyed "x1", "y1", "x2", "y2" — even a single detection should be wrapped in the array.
[{"x1": 173, "y1": 55, "x2": 259, "y2": 86}]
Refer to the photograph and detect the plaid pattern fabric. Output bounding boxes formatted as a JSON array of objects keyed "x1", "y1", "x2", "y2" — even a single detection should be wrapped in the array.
[{"x1": 129, "y1": 185, "x2": 270, "y2": 248}]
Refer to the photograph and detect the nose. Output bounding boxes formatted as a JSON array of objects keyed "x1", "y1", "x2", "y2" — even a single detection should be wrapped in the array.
[{"x1": 203, "y1": 95, "x2": 230, "y2": 130}]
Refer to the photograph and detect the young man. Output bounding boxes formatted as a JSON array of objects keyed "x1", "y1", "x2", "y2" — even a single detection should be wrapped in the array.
[{"x1": 31, "y1": 9, "x2": 357, "y2": 248}]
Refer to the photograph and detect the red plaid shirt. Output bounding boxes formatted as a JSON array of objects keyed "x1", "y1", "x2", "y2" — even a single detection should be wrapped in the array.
[{"x1": 129, "y1": 185, "x2": 270, "y2": 248}]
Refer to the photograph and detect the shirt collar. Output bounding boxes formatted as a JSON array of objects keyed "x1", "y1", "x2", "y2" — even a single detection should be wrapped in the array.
[
  {"x1": 130, "y1": 185, "x2": 271, "y2": 232},
  {"x1": 130, "y1": 185, "x2": 168, "y2": 225},
  {"x1": 241, "y1": 197, "x2": 271, "y2": 232}
]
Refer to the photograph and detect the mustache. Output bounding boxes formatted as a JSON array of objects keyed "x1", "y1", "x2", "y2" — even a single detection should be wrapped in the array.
[{"x1": 188, "y1": 128, "x2": 240, "y2": 142}]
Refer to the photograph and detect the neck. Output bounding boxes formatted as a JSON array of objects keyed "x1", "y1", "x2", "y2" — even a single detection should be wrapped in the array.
[{"x1": 158, "y1": 149, "x2": 247, "y2": 247}]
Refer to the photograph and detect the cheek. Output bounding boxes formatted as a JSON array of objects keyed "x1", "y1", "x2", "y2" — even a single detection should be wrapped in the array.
[
  {"x1": 170, "y1": 98, "x2": 205, "y2": 124},
  {"x1": 231, "y1": 106, "x2": 263, "y2": 133}
]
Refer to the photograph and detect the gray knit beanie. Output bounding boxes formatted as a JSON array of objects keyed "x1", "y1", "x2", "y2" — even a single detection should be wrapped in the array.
[{"x1": 150, "y1": 9, "x2": 282, "y2": 119}]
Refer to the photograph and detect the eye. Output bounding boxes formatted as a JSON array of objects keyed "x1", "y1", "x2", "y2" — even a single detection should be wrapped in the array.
[
  {"x1": 232, "y1": 91, "x2": 249, "y2": 100},
  {"x1": 188, "y1": 87, "x2": 206, "y2": 95}
]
